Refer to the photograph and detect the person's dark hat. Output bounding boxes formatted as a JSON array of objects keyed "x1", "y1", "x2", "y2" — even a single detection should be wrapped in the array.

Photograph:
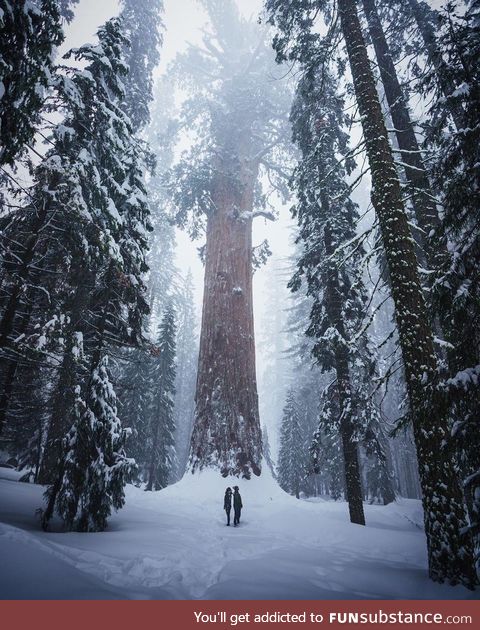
[
  {"x1": 233, "y1": 485, "x2": 239, "y2": 490},
  {"x1": 226, "y1": 487, "x2": 232, "y2": 492}
]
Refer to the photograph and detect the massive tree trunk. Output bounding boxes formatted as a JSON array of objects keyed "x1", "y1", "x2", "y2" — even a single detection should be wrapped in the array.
[
  {"x1": 337, "y1": 0, "x2": 475, "y2": 586},
  {"x1": 189, "y1": 159, "x2": 262, "y2": 479},
  {"x1": 323, "y1": 217, "x2": 366, "y2": 526}
]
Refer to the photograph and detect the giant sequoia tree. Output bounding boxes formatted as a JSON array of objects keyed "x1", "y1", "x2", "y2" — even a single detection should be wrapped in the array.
[
  {"x1": 266, "y1": 0, "x2": 476, "y2": 587},
  {"x1": 170, "y1": 0, "x2": 292, "y2": 478}
]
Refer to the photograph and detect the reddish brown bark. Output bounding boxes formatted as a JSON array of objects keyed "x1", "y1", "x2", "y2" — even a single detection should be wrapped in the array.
[{"x1": 189, "y1": 161, "x2": 262, "y2": 478}]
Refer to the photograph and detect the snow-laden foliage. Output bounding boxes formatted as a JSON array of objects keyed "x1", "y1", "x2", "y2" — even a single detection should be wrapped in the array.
[
  {"x1": 2, "y1": 17, "x2": 154, "y2": 530},
  {"x1": 289, "y1": 57, "x2": 394, "y2": 521},
  {"x1": 0, "y1": 0, "x2": 63, "y2": 166},
  {"x1": 119, "y1": 0, "x2": 164, "y2": 131},
  {"x1": 145, "y1": 303, "x2": 177, "y2": 491},
  {"x1": 56, "y1": 0, "x2": 79, "y2": 24},
  {"x1": 42, "y1": 354, "x2": 135, "y2": 532},
  {"x1": 420, "y1": 0, "x2": 480, "y2": 580},
  {"x1": 277, "y1": 390, "x2": 305, "y2": 499}
]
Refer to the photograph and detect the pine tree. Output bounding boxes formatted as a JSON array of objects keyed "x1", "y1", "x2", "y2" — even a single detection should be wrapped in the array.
[
  {"x1": 34, "y1": 17, "x2": 152, "y2": 484},
  {"x1": 262, "y1": 424, "x2": 276, "y2": 479},
  {"x1": 266, "y1": 0, "x2": 476, "y2": 586},
  {"x1": 278, "y1": 390, "x2": 305, "y2": 499},
  {"x1": 311, "y1": 429, "x2": 345, "y2": 500},
  {"x1": 288, "y1": 59, "x2": 371, "y2": 525},
  {"x1": 0, "y1": 0, "x2": 63, "y2": 166},
  {"x1": 116, "y1": 348, "x2": 152, "y2": 482},
  {"x1": 145, "y1": 304, "x2": 177, "y2": 491},
  {"x1": 363, "y1": 425, "x2": 395, "y2": 505},
  {"x1": 42, "y1": 353, "x2": 136, "y2": 532},
  {"x1": 119, "y1": 0, "x2": 164, "y2": 132},
  {"x1": 421, "y1": 0, "x2": 480, "y2": 579}
]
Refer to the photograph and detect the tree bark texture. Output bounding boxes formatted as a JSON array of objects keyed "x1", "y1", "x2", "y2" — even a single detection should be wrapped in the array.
[
  {"x1": 337, "y1": 0, "x2": 475, "y2": 586},
  {"x1": 189, "y1": 161, "x2": 262, "y2": 478},
  {"x1": 323, "y1": 222, "x2": 366, "y2": 526}
]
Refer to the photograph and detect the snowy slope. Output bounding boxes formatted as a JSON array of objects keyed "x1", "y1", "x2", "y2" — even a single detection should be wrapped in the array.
[{"x1": 0, "y1": 467, "x2": 477, "y2": 600}]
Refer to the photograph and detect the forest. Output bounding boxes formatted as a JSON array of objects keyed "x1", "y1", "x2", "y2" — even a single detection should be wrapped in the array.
[{"x1": 0, "y1": 0, "x2": 479, "y2": 600}]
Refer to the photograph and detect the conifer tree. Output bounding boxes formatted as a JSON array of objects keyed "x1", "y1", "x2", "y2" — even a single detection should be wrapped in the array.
[
  {"x1": 119, "y1": 0, "x2": 164, "y2": 132},
  {"x1": 0, "y1": 0, "x2": 63, "y2": 166},
  {"x1": 146, "y1": 304, "x2": 177, "y2": 491},
  {"x1": 361, "y1": 0, "x2": 442, "y2": 275},
  {"x1": 35, "y1": 18, "x2": 151, "y2": 484},
  {"x1": 266, "y1": 0, "x2": 476, "y2": 586},
  {"x1": 278, "y1": 390, "x2": 305, "y2": 499},
  {"x1": 311, "y1": 429, "x2": 344, "y2": 500},
  {"x1": 117, "y1": 348, "x2": 152, "y2": 482},
  {"x1": 288, "y1": 59, "x2": 373, "y2": 525},
  {"x1": 42, "y1": 352, "x2": 136, "y2": 532},
  {"x1": 422, "y1": 0, "x2": 480, "y2": 579},
  {"x1": 262, "y1": 424, "x2": 276, "y2": 479}
]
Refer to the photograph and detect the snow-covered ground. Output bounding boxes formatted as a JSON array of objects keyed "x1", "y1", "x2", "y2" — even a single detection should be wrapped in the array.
[{"x1": 0, "y1": 467, "x2": 477, "y2": 600}]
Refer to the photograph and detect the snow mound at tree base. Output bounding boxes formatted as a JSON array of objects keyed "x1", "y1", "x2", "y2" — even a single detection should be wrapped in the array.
[
  {"x1": 160, "y1": 462, "x2": 288, "y2": 505},
  {"x1": 0, "y1": 468, "x2": 477, "y2": 600}
]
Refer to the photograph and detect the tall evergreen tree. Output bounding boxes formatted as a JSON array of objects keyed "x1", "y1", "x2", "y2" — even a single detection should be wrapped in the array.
[
  {"x1": 277, "y1": 390, "x2": 305, "y2": 499},
  {"x1": 42, "y1": 352, "x2": 136, "y2": 532},
  {"x1": 422, "y1": 0, "x2": 480, "y2": 579},
  {"x1": 16, "y1": 19, "x2": 154, "y2": 535},
  {"x1": 35, "y1": 17, "x2": 151, "y2": 485},
  {"x1": 288, "y1": 59, "x2": 374, "y2": 525},
  {"x1": 266, "y1": 0, "x2": 476, "y2": 586},
  {"x1": 0, "y1": 0, "x2": 63, "y2": 166},
  {"x1": 119, "y1": 0, "x2": 164, "y2": 132},
  {"x1": 145, "y1": 304, "x2": 177, "y2": 491},
  {"x1": 361, "y1": 0, "x2": 442, "y2": 276}
]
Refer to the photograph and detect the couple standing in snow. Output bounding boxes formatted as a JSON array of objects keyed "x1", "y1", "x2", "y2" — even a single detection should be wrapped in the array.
[{"x1": 224, "y1": 486, "x2": 242, "y2": 527}]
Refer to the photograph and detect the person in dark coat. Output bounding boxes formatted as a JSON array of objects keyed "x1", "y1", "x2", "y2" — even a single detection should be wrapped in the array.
[
  {"x1": 233, "y1": 486, "x2": 242, "y2": 526},
  {"x1": 224, "y1": 487, "x2": 232, "y2": 526}
]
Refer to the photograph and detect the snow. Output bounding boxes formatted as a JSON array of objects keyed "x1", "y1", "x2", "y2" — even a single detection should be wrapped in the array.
[{"x1": 0, "y1": 466, "x2": 476, "y2": 600}]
